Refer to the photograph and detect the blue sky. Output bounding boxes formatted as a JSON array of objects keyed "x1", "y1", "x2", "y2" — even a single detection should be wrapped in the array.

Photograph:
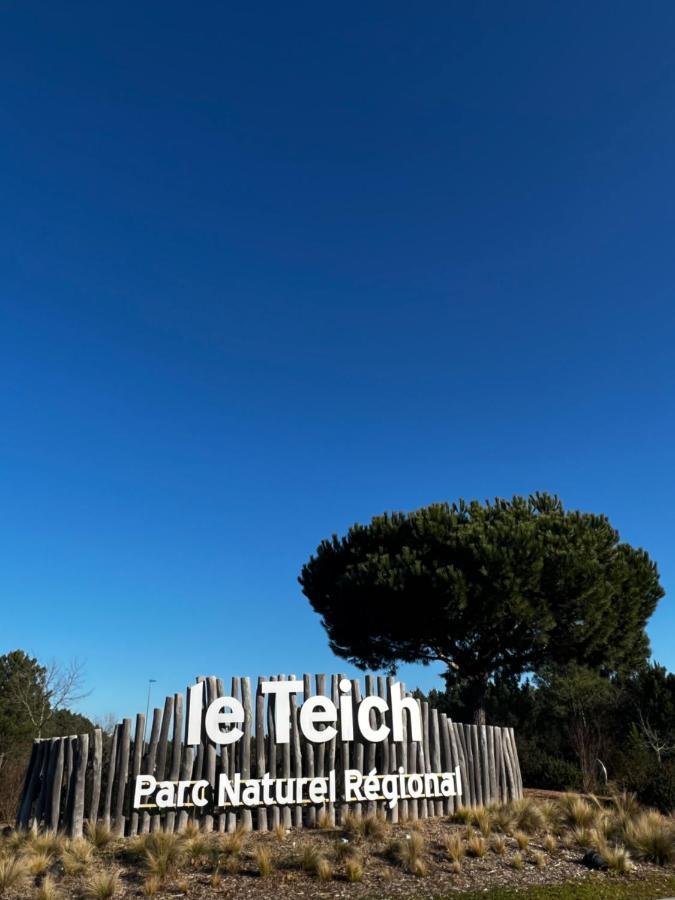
[{"x1": 1, "y1": 2, "x2": 673, "y2": 722}]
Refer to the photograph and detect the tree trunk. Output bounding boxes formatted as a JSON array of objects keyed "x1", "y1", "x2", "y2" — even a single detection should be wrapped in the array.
[{"x1": 471, "y1": 673, "x2": 489, "y2": 726}]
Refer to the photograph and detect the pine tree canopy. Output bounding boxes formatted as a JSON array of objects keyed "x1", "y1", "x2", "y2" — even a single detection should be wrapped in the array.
[{"x1": 298, "y1": 494, "x2": 664, "y2": 723}]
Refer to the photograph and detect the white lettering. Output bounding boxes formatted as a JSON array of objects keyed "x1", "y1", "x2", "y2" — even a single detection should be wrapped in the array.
[
  {"x1": 299, "y1": 695, "x2": 338, "y2": 743},
  {"x1": 260, "y1": 680, "x2": 303, "y2": 744}
]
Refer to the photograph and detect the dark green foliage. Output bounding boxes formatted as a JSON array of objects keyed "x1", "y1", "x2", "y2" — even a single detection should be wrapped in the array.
[
  {"x1": 631, "y1": 759, "x2": 675, "y2": 814},
  {"x1": 300, "y1": 494, "x2": 663, "y2": 722},
  {"x1": 0, "y1": 650, "x2": 46, "y2": 752},
  {"x1": 423, "y1": 661, "x2": 675, "y2": 806},
  {"x1": 0, "y1": 649, "x2": 94, "y2": 822},
  {"x1": 519, "y1": 743, "x2": 583, "y2": 793}
]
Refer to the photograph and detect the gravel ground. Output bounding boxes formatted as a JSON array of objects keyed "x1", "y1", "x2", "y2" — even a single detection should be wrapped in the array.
[{"x1": 6, "y1": 817, "x2": 669, "y2": 899}]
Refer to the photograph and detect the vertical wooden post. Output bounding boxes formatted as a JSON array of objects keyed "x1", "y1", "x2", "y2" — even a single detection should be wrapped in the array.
[
  {"x1": 113, "y1": 719, "x2": 131, "y2": 836},
  {"x1": 36, "y1": 738, "x2": 56, "y2": 828},
  {"x1": 203, "y1": 680, "x2": 217, "y2": 833},
  {"x1": 470, "y1": 726, "x2": 483, "y2": 807},
  {"x1": 48, "y1": 739, "x2": 65, "y2": 833},
  {"x1": 494, "y1": 726, "x2": 504, "y2": 803},
  {"x1": 487, "y1": 726, "x2": 497, "y2": 805},
  {"x1": 327, "y1": 675, "x2": 338, "y2": 826},
  {"x1": 430, "y1": 708, "x2": 443, "y2": 816},
  {"x1": 439, "y1": 713, "x2": 454, "y2": 815},
  {"x1": 363, "y1": 675, "x2": 377, "y2": 817},
  {"x1": 65, "y1": 736, "x2": 79, "y2": 833},
  {"x1": 226, "y1": 677, "x2": 240, "y2": 832},
  {"x1": 407, "y1": 728, "x2": 418, "y2": 821},
  {"x1": 128, "y1": 714, "x2": 146, "y2": 836},
  {"x1": 256, "y1": 677, "x2": 268, "y2": 832},
  {"x1": 191, "y1": 677, "x2": 206, "y2": 790},
  {"x1": 89, "y1": 728, "x2": 103, "y2": 826},
  {"x1": 460, "y1": 724, "x2": 475, "y2": 807},
  {"x1": 102, "y1": 725, "x2": 119, "y2": 828},
  {"x1": 70, "y1": 733, "x2": 89, "y2": 838},
  {"x1": 507, "y1": 728, "x2": 523, "y2": 798},
  {"x1": 419, "y1": 701, "x2": 430, "y2": 818},
  {"x1": 266, "y1": 676, "x2": 279, "y2": 830},
  {"x1": 141, "y1": 708, "x2": 161, "y2": 834},
  {"x1": 386, "y1": 677, "x2": 398, "y2": 824},
  {"x1": 479, "y1": 724, "x2": 490, "y2": 806},
  {"x1": 176, "y1": 744, "x2": 194, "y2": 833},
  {"x1": 166, "y1": 693, "x2": 183, "y2": 833},
  {"x1": 289, "y1": 675, "x2": 303, "y2": 828},
  {"x1": 16, "y1": 741, "x2": 40, "y2": 829},
  {"x1": 450, "y1": 721, "x2": 469, "y2": 808},
  {"x1": 501, "y1": 726, "x2": 516, "y2": 800},
  {"x1": 302, "y1": 674, "x2": 316, "y2": 827},
  {"x1": 155, "y1": 696, "x2": 173, "y2": 783},
  {"x1": 314, "y1": 674, "x2": 327, "y2": 823},
  {"x1": 350, "y1": 678, "x2": 364, "y2": 820},
  {"x1": 240, "y1": 676, "x2": 253, "y2": 830}
]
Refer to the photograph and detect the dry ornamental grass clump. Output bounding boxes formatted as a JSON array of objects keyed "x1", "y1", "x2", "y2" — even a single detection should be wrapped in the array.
[
  {"x1": 511, "y1": 851, "x2": 524, "y2": 870},
  {"x1": 389, "y1": 833, "x2": 427, "y2": 877},
  {"x1": 85, "y1": 822, "x2": 113, "y2": 849},
  {"x1": 255, "y1": 847, "x2": 273, "y2": 877},
  {"x1": 601, "y1": 843, "x2": 633, "y2": 874},
  {"x1": 444, "y1": 832, "x2": 465, "y2": 863},
  {"x1": 26, "y1": 850, "x2": 53, "y2": 876},
  {"x1": 301, "y1": 845, "x2": 322, "y2": 873},
  {"x1": 361, "y1": 814, "x2": 388, "y2": 839},
  {"x1": 474, "y1": 808, "x2": 492, "y2": 837},
  {"x1": 514, "y1": 830, "x2": 529, "y2": 851},
  {"x1": 491, "y1": 804, "x2": 517, "y2": 834},
  {"x1": 335, "y1": 838, "x2": 358, "y2": 862},
  {"x1": 61, "y1": 838, "x2": 93, "y2": 875},
  {"x1": 144, "y1": 832, "x2": 183, "y2": 881},
  {"x1": 315, "y1": 856, "x2": 333, "y2": 881},
  {"x1": 142, "y1": 875, "x2": 161, "y2": 896},
  {"x1": 224, "y1": 855, "x2": 239, "y2": 875},
  {"x1": 344, "y1": 856, "x2": 364, "y2": 882},
  {"x1": 273, "y1": 823, "x2": 287, "y2": 841},
  {"x1": 467, "y1": 834, "x2": 487, "y2": 858},
  {"x1": 509, "y1": 797, "x2": 546, "y2": 834},
  {"x1": 0, "y1": 854, "x2": 28, "y2": 892},
  {"x1": 220, "y1": 827, "x2": 247, "y2": 856},
  {"x1": 542, "y1": 833, "x2": 557, "y2": 854},
  {"x1": 184, "y1": 835, "x2": 209, "y2": 866},
  {"x1": 451, "y1": 806, "x2": 473, "y2": 825},
  {"x1": 317, "y1": 811, "x2": 333, "y2": 829},
  {"x1": 557, "y1": 794, "x2": 598, "y2": 830},
  {"x1": 491, "y1": 834, "x2": 507, "y2": 855},
  {"x1": 35, "y1": 874, "x2": 60, "y2": 900},
  {"x1": 85, "y1": 870, "x2": 119, "y2": 899},
  {"x1": 611, "y1": 791, "x2": 641, "y2": 824},
  {"x1": 624, "y1": 810, "x2": 675, "y2": 866},
  {"x1": 29, "y1": 834, "x2": 64, "y2": 856},
  {"x1": 572, "y1": 826, "x2": 594, "y2": 849},
  {"x1": 531, "y1": 849, "x2": 546, "y2": 867}
]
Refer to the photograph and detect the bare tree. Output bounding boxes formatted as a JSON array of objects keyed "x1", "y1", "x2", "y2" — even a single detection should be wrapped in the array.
[
  {"x1": 11, "y1": 658, "x2": 90, "y2": 739},
  {"x1": 636, "y1": 707, "x2": 675, "y2": 765},
  {"x1": 94, "y1": 712, "x2": 118, "y2": 736}
]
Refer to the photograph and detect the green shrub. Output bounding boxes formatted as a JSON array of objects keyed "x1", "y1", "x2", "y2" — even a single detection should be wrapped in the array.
[
  {"x1": 520, "y1": 745, "x2": 582, "y2": 792},
  {"x1": 633, "y1": 760, "x2": 675, "y2": 814}
]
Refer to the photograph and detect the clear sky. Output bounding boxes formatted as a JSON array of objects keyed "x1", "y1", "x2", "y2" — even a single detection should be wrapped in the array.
[{"x1": 1, "y1": 3, "x2": 674, "y2": 722}]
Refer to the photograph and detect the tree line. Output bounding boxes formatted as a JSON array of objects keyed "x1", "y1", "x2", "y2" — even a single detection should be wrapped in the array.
[{"x1": 0, "y1": 650, "x2": 95, "y2": 821}]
